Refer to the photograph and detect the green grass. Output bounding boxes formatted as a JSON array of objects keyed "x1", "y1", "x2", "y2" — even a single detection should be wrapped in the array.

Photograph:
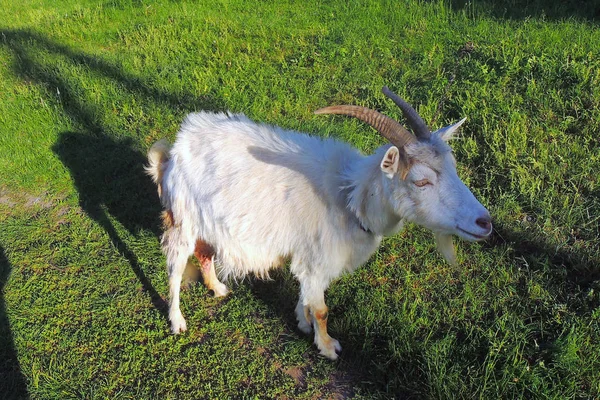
[{"x1": 1, "y1": 0, "x2": 599, "y2": 398}]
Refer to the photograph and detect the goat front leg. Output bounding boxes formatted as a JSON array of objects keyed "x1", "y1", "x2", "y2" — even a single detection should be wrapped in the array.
[
  {"x1": 311, "y1": 304, "x2": 341, "y2": 360},
  {"x1": 295, "y1": 298, "x2": 311, "y2": 334},
  {"x1": 299, "y1": 279, "x2": 341, "y2": 360}
]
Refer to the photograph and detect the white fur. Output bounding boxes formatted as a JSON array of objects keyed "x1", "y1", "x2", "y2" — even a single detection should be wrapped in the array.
[{"x1": 147, "y1": 111, "x2": 491, "y2": 359}]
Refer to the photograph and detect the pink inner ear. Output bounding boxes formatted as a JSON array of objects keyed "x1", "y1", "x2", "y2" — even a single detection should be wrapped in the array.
[{"x1": 383, "y1": 151, "x2": 397, "y2": 168}]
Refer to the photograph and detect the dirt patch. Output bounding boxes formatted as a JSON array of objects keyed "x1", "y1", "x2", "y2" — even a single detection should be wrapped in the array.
[
  {"x1": 56, "y1": 206, "x2": 70, "y2": 217},
  {"x1": 0, "y1": 187, "x2": 16, "y2": 207},
  {"x1": 24, "y1": 193, "x2": 54, "y2": 210},
  {"x1": 323, "y1": 368, "x2": 356, "y2": 399},
  {"x1": 0, "y1": 186, "x2": 56, "y2": 211},
  {"x1": 283, "y1": 366, "x2": 305, "y2": 387}
]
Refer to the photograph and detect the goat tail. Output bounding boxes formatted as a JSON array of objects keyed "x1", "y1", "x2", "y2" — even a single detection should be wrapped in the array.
[{"x1": 146, "y1": 139, "x2": 171, "y2": 195}]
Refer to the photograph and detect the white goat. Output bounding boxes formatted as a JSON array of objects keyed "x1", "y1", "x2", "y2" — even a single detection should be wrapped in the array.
[{"x1": 146, "y1": 87, "x2": 492, "y2": 360}]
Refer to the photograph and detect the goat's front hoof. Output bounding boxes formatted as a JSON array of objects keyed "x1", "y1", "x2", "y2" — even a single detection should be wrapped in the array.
[
  {"x1": 297, "y1": 319, "x2": 312, "y2": 335},
  {"x1": 317, "y1": 337, "x2": 342, "y2": 360},
  {"x1": 170, "y1": 313, "x2": 187, "y2": 334}
]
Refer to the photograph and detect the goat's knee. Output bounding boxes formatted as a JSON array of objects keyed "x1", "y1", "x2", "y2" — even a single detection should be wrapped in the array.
[
  {"x1": 307, "y1": 304, "x2": 341, "y2": 360},
  {"x1": 297, "y1": 277, "x2": 341, "y2": 360}
]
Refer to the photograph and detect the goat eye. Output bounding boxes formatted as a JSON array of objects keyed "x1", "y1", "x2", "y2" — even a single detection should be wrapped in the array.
[{"x1": 414, "y1": 179, "x2": 432, "y2": 187}]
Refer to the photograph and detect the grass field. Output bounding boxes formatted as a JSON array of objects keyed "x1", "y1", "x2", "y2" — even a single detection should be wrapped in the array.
[{"x1": 1, "y1": 0, "x2": 599, "y2": 398}]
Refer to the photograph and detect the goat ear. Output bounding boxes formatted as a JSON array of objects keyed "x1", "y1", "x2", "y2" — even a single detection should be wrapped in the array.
[
  {"x1": 380, "y1": 146, "x2": 399, "y2": 179},
  {"x1": 380, "y1": 146, "x2": 411, "y2": 180},
  {"x1": 435, "y1": 117, "x2": 467, "y2": 142}
]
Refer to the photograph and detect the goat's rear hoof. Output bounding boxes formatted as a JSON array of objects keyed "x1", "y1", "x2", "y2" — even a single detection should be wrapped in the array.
[
  {"x1": 211, "y1": 283, "x2": 229, "y2": 298},
  {"x1": 170, "y1": 313, "x2": 187, "y2": 334}
]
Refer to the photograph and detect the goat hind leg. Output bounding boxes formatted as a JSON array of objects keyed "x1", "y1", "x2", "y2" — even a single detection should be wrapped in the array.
[
  {"x1": 163, "y1": 227, "x2": 194, "y2": 334},
  {"x1": 194, "y1": 239, "x2": 229, "y2": 297},
  {"x1": 167, "y1": 253, "x2": 188, "y2": 333}
]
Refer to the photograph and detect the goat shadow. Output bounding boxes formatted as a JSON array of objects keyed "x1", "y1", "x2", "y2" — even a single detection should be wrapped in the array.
[
  {"x1": 0, "y1": 246, "x2": 29, "y2": 399},
  {"x1": 0, "y1": 27, "x2": 225, "y2": 323},
  {"x1": 52, "y1": 132, "x2": 169, "y2": 317}
]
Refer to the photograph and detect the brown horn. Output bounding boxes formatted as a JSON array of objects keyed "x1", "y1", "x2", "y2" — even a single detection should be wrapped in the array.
[
  {"x1": 382, "y1": 86, "x2": 431, "y2": 140},
  {"x1": 314, "y1": 105, "x2": 416, "y2": 148}
]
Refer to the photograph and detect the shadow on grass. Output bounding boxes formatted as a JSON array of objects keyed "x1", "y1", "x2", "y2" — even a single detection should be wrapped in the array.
[
  {"x1": 249, "y1": 219, "x2": 600, "y2": 396},
  {"x1": 0, "y1": 247, "x2": 29, "y2": 400},
  {"x1": 445, "y1": 0, "x2": 600, "y2": 22},
  {"x1": 0, "y1": 28, "x2": 226, "y2": 321},
  {"x1": 248, "y1": 270, "x2": 429, "y2": 398},
  {"x1": 52, "y1": 132, "x2": 170, "y2": 318},
  {"x1": 485, "y1": 222, "x2": 600, "y2": 311}
]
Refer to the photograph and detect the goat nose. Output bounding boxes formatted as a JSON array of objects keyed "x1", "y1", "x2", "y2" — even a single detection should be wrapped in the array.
[{"x1": 476, "y1": 215, "x2": 492, "y2": 232}]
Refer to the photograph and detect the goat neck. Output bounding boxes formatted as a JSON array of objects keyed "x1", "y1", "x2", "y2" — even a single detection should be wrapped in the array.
[{"x1": 342, "y1": 145, "x2": 404, "y2": 236}]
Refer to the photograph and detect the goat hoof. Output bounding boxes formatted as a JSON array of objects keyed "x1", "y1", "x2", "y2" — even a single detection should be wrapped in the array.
[
  {"x1": 212, "y1": 283, "x2": 229, "y2": 298},
  {"x1": 297, "y1": 320, "x2": 312, "y2": 334},
  {"x1": 333, "y1": 339, "x2": 342, "y2": 353},
  {"x1": 170, "y1": 314, "x2": 187, "y2": 334},
  {"x1": 317, "y1": 337, "x2": 342, "y2": 360}
]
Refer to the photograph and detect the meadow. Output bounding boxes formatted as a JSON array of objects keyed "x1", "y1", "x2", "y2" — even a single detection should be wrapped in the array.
[{"x1": 0, "y1": 0, "x2": 599, "y2": 398}]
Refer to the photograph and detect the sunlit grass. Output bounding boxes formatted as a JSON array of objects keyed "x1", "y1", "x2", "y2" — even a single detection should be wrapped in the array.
[{"x1": 1, "y1": 0, "x2": 599, "y2": 398}]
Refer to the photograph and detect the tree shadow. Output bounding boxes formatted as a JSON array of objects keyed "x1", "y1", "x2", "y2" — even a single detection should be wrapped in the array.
[
  {"x1": 445, "y1": 0, "x2": 600, "y2": 22},
  {"x1": 0, "y1": 29, "x2": 220, "y2": 115},
  {"x1": 0, "y1": 247, "x2": 29, "y2": 399}
]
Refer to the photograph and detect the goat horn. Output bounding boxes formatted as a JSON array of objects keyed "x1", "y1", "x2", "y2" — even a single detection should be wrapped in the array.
[
  {"x1": 314, "y1": 105, "x2": 417, "y2": 148},
  {"x1": 382, "y1": 86, "x2": 431, "y2": 140}
]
